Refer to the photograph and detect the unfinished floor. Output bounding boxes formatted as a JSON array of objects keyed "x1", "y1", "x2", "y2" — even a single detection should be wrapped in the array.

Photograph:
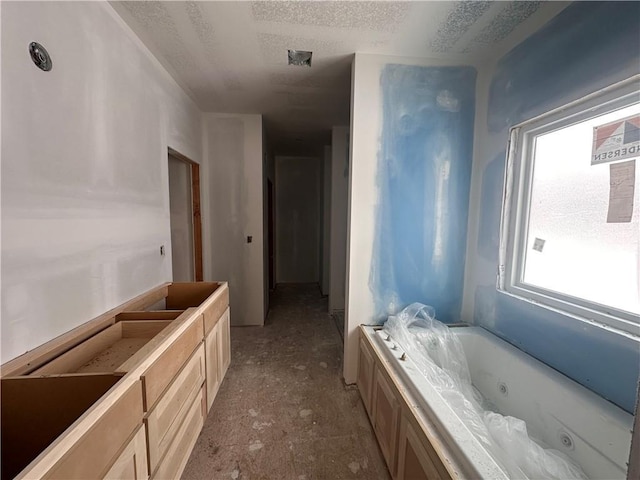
[{"x1": 182, "y1": 284, "x2": 390, "y2": 479}]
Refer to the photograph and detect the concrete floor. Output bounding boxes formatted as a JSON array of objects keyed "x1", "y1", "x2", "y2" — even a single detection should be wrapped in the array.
[{"x1": 182, "y1": 284, "x2": 390, "y2": 480}]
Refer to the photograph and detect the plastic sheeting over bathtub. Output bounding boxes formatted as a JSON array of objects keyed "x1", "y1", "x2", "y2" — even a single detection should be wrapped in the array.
[{"x1": 370, "y1": 65, "x2": 476, "y2": 323}]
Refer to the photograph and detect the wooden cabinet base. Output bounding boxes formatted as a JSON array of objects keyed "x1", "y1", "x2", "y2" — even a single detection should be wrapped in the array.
[
  {"x1": 357, "y1": 327, "x2": 454, "y2": 480},
  {"x1": 151, "y1": 387, "x2": 206, "y2": 480},
  {"x1": 1, "y1": 282, "x2": 230, "y2": 480},
  {"x1": 104, "y1": 426, "x2": 148, "y2": 480},
  {"x1": 146, "y1": 344, "x2": 206, "y2": 472}
]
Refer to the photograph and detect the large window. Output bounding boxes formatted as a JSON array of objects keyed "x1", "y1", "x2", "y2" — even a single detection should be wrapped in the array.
[{"x1": 499, "y1": 76, "x2": 640, "y2": 336}]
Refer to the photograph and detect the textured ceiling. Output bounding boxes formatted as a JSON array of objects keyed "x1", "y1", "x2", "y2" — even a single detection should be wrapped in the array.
[{"x1": 110, "y1": 1, "x2": 569, "y2": 155}]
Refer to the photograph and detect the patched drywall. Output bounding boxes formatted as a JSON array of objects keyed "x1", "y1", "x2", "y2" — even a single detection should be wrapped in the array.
[
  {"x1": 464, "y1": 1, "x2": 640, "y2": 412},
  {"x1": 345, "y1": 54, "x2": 476, "y2": 384},
  {"x1": 203, "y1": 114, "x2": 264, "y2": 326},
  {"x1": 275, "y1": 156, "x2": 322, "y2": 284},
  {"x1": 370, "y1": 64, "x2": 476, "y2": 323},
  {"x1": 1, "y1": 1, "x2": 202, "y2": 363}
]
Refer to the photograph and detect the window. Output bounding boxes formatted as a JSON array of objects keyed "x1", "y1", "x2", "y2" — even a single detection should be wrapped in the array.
[{"x1": 499, "y1": 76, "x2": 640, "y2": 336}]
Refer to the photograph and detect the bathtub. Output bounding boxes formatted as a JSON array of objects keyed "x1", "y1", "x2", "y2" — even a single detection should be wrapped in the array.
[{"x1": 370, "y1": 325, "x2": 633, "y2": 479}]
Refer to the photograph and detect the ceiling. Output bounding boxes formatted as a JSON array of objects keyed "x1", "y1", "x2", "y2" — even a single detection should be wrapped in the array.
[{"x1": 111, "y1": 1, "x2": 569, "y2": 156}]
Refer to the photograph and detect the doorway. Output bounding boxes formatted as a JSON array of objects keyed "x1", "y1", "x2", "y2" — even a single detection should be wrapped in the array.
[
  {"x1": 268, "y1": 179, "x2": 275, "y2": 290},
  {"x1": 168, "y1": 148, "x2": 203, "y2": 282}
]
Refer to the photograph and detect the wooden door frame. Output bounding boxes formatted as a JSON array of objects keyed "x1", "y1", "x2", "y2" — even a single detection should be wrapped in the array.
[{"x1": 168, "y1": 147, "x2": 203, "y2": 281}]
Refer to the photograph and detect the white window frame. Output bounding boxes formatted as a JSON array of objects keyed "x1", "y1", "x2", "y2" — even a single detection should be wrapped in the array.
[{"x1": 499, "y1": 75, "x2": 640, "y2": 338}]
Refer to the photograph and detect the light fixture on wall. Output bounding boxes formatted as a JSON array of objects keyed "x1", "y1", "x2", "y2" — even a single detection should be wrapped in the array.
[
  {"x1": 288, "y1": 50, "x2": 312, "y2": 67},
  {"x1": 29, "y1": 42, "x2": 52, "y2": 71}
]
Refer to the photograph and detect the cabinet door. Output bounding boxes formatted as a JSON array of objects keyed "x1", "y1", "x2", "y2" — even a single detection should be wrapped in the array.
[
  {"x1": 357, "y1": 339, "x2": 375, "y2": 418},
  {"x1": 104, "y1": 426, "x2": 148, "y2": 480},
  {"x1": 372, "y1": 368, "x2": 400, "y2": 476},
  {"x1": 145, "y1": 344, "x2": 205, "y2": 472},
  {"x1": 205, "y1": 325, "x2": 220, "y2": 412},
  {"x1": 151, "y1": 387, "x2": 206, "y2": 480},
  {"x1": 217, "y1": 308, "x2": 231, "y2": 380},
  {"x1": 397, "y1": 415, "x2": 449, "y2": 480}
]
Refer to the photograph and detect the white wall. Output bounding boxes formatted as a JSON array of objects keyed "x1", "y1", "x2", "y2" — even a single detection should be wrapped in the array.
[
  {"x1": 1, "y1": 1, "x2": 203, "y2": 363},
  {"x1": 275, "y1": 156, "x2": 322, "y2": 284},
  {"x1": 203, "y1": 113, "x2": 264, "y2": 326},
  {"x1": 321, "y1": 145, "x2": 332, "y2": 296},
  {"x1": 330, "y1": 127, "x2": 349, "y2": 315}
]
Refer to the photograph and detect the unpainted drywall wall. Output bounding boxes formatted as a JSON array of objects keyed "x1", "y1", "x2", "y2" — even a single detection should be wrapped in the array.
[
  {"x1": 345, "y1": 54, "x2": 476, "y2": 384},
  {"x1": 275, "y1": 156, "x2": 322, "y2": 284},
  {"x1": 330, "y1": 127, "x2": 350, "y2": 314},
  {"x1": 321, "y1": 145, "x2": 332, "y2": 296},
  {"x1": 1, "y1": 1, "x2": 202, "y2": 363},
  {"x1": 203, "y1": 113, "x2": 264, "y2": 326},
  {"x1": 463, "y1": 1, "x2": 640, "y2": 413},
  {"x1": 168, "y1": 155, "x2": 194, "y2": 282}
]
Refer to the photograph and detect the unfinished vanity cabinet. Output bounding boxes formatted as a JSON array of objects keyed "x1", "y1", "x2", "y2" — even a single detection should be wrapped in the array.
[
  {"x1": 145, "y1": 343, "x2": 206, "y2": 472},
  {"x1": 203, "y1": 298, "x2": 230, "y2": 412},
  {"x1": 1, "y1": 281, "x2": 229, "y2": 480},
  {"x1": 104, "y1": 426, "x2": 148, "y2": 480},
  {"x1": 30, "y1": 320, "x2": 173, "y2": 376},
  {"x1": 2, "y1": 376, "x2": 144, "y2": 480},
  {"x1": 139, "y1": 313, "x2": 204, "y2": 411},
  {"x1": 357, "y1": 339, "x2": 375, "y2": 418},
  {"x1": 372, "y1": 367, "x2": 401, "y2": 477},
  {"x1": 151, "y1": 387, "x2": 206, "y2": 480},
  {"x1": 396, "y1": 414, "x2": 450, "y2": 480},
  {"x1": 217, "y1": 308, "x2": 231, "y2": 379},
  {"x1": 204, "y1": 317, "x2": 221, "y2": 411}
]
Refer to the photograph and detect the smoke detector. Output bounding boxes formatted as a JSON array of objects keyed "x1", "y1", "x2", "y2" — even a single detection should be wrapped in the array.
[{"x1": 288, "y1": 50, "x2": 312, "y2": 67}]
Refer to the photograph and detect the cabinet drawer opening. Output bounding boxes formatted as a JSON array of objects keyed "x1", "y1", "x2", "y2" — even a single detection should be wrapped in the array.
[
  {"x1": 1, "y1": 374, "x2": 122, "y2": 480},
  {"x1": 31, "y1": 321, "x2": 173, "y2": 375}
]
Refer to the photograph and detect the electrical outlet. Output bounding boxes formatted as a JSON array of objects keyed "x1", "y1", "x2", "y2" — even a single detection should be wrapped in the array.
[
  {"x1": 247, "y1": 236, "x2": 253, "y2": 243},
  {"x1": 160, "y1": 245, "x2": 165, "y2": 256}
]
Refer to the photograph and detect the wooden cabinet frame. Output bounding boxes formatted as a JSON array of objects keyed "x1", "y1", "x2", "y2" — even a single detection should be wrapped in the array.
[
  {"x1": 356, "y1": 327, "x2": 468, "y2": 480},
  {"x1": 1, "y1": 282, "x2": 230, "y2": 480}
]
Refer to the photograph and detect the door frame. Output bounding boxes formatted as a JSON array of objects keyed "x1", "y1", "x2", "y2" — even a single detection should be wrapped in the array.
[{"x1": 168, "y1": 147, "x2": 203, "y2": 281}]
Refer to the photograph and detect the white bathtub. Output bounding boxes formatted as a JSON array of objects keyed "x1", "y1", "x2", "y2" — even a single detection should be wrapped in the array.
[{"x1": 371, "y1": 326, "x2": 633, "y2": 479}]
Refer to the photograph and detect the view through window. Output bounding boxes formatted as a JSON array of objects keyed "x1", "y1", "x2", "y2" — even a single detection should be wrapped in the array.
[
  {"x1": 524, "y1": 103, "x2": 640, "y2": 316},
  {"x1": 501, "y1": 79, "x2": 640, "y2": 334}
]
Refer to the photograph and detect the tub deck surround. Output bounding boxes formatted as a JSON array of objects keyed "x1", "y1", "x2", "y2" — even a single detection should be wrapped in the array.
[
  {"x1": 358, "y1": 325, "x2": 634, "y2": 480},
  {"x1": 0, "y1": 281, "x2": 230, "y2": 480},
  {"x1": 358, "y1": 325, "x2": 491, "y2": 480}
]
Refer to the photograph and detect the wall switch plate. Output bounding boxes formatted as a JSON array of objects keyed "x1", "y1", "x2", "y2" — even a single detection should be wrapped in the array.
[
  {"x1": 160, "y1": 245, "x2": 165, "y2": 256},
  {"x1": 247, "y1": 236, "x2": 253, "y2": 243}
]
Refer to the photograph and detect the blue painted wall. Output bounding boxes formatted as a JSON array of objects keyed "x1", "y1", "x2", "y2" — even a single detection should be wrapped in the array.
[
  {"x1": 371, "y1": 65, "x2": 476, "y2": 323},
  {"x1": 474, "y1": 1, "x2": 640, "y2": 412}
]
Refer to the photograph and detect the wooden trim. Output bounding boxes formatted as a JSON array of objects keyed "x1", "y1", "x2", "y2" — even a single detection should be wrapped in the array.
[
  {"x1": 116, "y1": 311, "x2": 184, "y2": 321},
  {"x1": 191, "y1": 163, "x2": 203, "y2": 281},
  {"x1": 168, "y1": 147, "x2": 203, "y2": 282},
  {"x1": 1, "y1": 284, "x2": 170, "y2": 377}
]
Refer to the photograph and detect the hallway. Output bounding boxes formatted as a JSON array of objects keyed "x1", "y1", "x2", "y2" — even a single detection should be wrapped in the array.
[{"x1": 182, "y1": 284, "x2": 390, "y2": 480}]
